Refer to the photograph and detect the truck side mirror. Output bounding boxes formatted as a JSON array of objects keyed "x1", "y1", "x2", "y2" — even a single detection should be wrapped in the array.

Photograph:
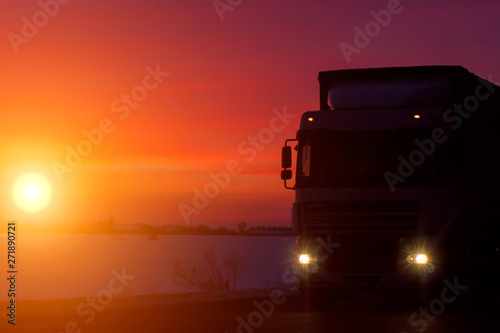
[
  {"x1": 282, "y1": 146, "x2": 292, "y2": 169},
  {"x1": 281, "y1": 170, "x2": 292, "y2": 180},
  {"x1": 281, "y1": 140, "x2": 297, "y2": 190}
]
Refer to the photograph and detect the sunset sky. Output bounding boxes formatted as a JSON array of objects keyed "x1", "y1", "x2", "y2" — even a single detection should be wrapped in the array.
[{"x1": 1, "y1": 0, "x2": 499, "y2": 228}]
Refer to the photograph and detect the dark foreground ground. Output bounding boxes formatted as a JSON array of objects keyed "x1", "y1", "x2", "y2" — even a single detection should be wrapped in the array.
[{"x1": 2, "y1": 290, "x2": 499, "y2": 333}]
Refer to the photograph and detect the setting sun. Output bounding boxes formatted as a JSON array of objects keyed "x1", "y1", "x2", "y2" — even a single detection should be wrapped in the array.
[{"x1": 12, "y1": 173, "x2": 52, "y2": 212}]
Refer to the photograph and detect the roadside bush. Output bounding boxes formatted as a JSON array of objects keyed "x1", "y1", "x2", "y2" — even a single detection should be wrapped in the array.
[{"x1": 173, "y1": 253, "x2": 244, "y2": 291}]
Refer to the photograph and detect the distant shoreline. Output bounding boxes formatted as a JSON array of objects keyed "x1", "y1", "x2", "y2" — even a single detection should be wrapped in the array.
[
  {"x1": 0, "y1": 229, "x2": 293, "y2": 236},
  {"x1": 0, "y1": 224, "x2": 292, "y2": 236}
]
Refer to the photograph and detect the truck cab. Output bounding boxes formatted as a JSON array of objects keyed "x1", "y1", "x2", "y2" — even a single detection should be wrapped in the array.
[{"x1": 281, "y1": 66, "x2": 500, "y2": 300}]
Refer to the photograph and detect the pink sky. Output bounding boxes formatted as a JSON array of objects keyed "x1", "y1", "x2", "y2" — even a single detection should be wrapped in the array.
[{"x1": 0, "y1": 0, "x2": 499, "y2": 228}]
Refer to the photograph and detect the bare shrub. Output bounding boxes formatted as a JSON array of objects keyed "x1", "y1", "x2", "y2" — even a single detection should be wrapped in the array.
[{"x1": 173, "y1": 253, "x2": 244, "y2": 291}]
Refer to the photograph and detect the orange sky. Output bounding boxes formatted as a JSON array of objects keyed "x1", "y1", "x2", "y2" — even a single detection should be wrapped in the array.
[{"x1": 1, "y1": 0, "x2": 499, "y2": 227}]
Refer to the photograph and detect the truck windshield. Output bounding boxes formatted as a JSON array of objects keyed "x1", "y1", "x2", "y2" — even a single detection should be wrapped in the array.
[{"x1": 296, "y1": 129, "x2": 435, "y2": 188}]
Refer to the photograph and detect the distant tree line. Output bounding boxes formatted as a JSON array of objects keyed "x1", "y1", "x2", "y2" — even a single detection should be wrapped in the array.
[{"x1": 5, "y1": 217, "x2": 291, "y2": 235}]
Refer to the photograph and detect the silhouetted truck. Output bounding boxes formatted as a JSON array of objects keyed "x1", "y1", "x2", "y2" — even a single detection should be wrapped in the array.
[{"x1": 281, "y1": 66, "x2": 500, "y2": 302}]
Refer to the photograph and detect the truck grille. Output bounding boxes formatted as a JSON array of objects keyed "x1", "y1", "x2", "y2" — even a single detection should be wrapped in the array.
[{"x1": 303, "y1": 200, "x2": 419, "y2": 234}]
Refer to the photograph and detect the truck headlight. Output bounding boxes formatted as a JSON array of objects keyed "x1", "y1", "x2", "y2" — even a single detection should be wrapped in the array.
[
  {"x1": 298, "y1": 254, "x2": 316, "y2": 264},
  {"x1": 415, "y1": 254, "x2": 428, "y2": 264},
  {"x1": 407, "y1": 253, "x2": 429, "y2": 264}
]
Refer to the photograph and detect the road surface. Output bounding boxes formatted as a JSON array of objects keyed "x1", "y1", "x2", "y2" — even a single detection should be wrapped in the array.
[{"x1": 3, "y1": 291, "x2": 499, "y2": 333}]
